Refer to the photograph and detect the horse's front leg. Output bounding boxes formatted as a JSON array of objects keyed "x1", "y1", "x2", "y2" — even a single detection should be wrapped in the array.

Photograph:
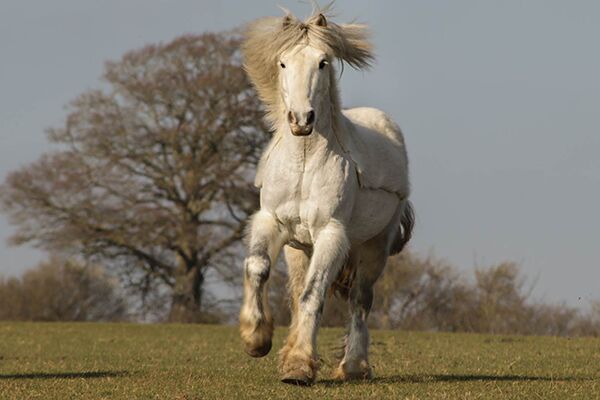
[
  {"x1": 280, "y1": 220, "x2": 349, "y2": 385},
  {"x1": 240, "y1": 210, "x2": 284, "y2": 358},
  {"x1": 279, "y1": 246, "x2": 310, "y2": 369}
]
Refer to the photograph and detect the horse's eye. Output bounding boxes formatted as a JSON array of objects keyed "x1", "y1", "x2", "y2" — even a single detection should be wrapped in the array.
[
  {"x1": 280, "y1": 62, "x2": 286, "y2": 69},
  {"x1": 319, "y1": 59, "x2": 328, "y2": 70}
]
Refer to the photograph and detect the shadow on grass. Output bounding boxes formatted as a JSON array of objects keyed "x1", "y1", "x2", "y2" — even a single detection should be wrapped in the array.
[
  {"x1": 319, "y1": 373, "x2": 590, "y2": 387},
  {"x1": 0, "y1": 371, "x2": 129, "y2": 380}
]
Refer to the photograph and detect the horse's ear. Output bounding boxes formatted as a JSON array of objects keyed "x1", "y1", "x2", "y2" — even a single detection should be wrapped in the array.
[
  {"x1": 282, "y1": 14, "x2": 294, "y2": 29},
  {"x1": 314, "y1": 13, "x2": 327, "y2": 27}
]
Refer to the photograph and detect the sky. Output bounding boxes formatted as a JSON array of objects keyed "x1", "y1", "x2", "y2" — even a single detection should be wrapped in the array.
[{"x1": 1, "y1": 0, "x2": 599, "y2": 306}]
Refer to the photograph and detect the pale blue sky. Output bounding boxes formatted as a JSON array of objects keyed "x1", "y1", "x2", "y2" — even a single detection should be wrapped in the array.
[{"x1": 1, "y1": 1, "x2": 599, "y2": 305}]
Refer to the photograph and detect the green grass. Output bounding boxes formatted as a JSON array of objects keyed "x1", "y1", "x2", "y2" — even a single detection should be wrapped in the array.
[{"x1": 0, "y1": 323, "x2": 598, "y2": 399}]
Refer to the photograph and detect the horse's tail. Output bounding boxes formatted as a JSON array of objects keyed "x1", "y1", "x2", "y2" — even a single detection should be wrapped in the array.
[{"x1": 390, "y1": 200, "x2": 415, "y2": 255}]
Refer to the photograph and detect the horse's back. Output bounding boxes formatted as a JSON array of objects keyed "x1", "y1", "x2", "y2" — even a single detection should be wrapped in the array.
[
  {"x1": 341, "y1": 107, "x2": 409, "y2": 198},
  {"x1": 343, "y1": 107, "x2": 406, "y2": 147}
]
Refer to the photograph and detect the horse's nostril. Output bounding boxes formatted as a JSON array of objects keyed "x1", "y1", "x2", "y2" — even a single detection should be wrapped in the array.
[
  {"x1": 287, "y1": 111, "x2": 296, "y2": 124},
  {"x1": 306, "y1": 110, "x2": 315, "y2": 125}
]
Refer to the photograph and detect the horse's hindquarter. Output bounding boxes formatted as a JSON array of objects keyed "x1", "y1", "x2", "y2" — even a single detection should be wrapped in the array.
[
  {"x1": 348, "y1": 188, "x2": 399, "y2": 243},
  {"x1": 341, "y1": 107, "x2": 410, "y2": 243},
  {"x1": 341, "y1": 107, "x2": 409, "y2": 198}
]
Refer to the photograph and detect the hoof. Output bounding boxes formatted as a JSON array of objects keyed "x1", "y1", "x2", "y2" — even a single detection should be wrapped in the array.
[
  {"x1": 244, "y1": 339, "x2": 272, "y2": 358},
  {"x1": 280, "y1": 352, "x2": 318, "y2": 386},
  {"x1": 332, "y1": 360, "x2": 373, "y2": 381},
  {"x1": 281, "y1": 370, "x2": 314, "y2": 386},
  {"x1": 240, "y1": 316, "x2": 274, "y2": 358}
]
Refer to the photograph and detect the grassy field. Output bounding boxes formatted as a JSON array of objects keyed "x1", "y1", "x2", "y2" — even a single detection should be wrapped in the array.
[{"x1": 0, "y1": 323, "x2": 598, "y2": 399}]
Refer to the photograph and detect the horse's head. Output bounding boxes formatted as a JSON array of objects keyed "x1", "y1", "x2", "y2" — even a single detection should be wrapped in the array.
[
  {"x1": 278, "y1": 14, "x2": 330, "y2": 136},
  {"x1": 243, "y1": 8, "x2": 374, "y2": 134}
]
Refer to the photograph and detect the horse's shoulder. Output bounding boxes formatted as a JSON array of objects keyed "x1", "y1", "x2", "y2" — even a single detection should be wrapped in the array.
[{"x1": 254, "y1": 133, "x2": 283, "y2": 188}]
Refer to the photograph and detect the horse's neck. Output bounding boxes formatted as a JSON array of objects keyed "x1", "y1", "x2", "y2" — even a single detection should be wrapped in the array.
[
  {"x1": 275, "y1": 104, "x2": 341, "y2": 161},
  {"x1": 282, "y1": 129, "x2": 327, "y2": 155}
]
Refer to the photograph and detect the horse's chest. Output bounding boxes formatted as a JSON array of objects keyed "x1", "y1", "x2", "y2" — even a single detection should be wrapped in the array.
[{"x1": 260, "y1": 153, "x2": 354, "y2": 243}]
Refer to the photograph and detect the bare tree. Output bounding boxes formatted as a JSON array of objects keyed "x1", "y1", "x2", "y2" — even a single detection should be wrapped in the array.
[
  {"x1": 0, "y1": 256, "x2": 127, "y2": 321},
  {"x1": 370, "y1": 253, "x2": 472, "y2": 331},
  {"x1": 369, "y1": 254, "x2": 600, "y2": 337},
  {"x1": 0, "y1": 33, "x2": 269, "y2": 322}
]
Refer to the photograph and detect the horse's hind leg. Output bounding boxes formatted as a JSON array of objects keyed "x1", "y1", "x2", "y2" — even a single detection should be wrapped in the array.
[
  {"x1": 279, "y1": 245, "x2": 310, "y2": 368},
  {"x1": 240, "y1": 210, "x2": 285, "y2": 358},
  {"x1": 333, "y1": 239, "x2": 387, "y2": 380}
]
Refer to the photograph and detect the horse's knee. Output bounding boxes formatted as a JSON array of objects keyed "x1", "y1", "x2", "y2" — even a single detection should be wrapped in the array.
[{"x1": 244, "y1": 254, "x2": 270, "y2": 287}]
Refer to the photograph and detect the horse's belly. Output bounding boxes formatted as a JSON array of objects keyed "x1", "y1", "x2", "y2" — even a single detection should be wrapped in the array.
[{"x1": 348, "y1": 188, "x2": 399, "y2": 243}]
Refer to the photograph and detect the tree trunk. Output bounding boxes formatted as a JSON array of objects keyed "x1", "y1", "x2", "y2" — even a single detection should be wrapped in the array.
[{"x1": 169, "y1": 261, "x2": 206, "y2": 323}]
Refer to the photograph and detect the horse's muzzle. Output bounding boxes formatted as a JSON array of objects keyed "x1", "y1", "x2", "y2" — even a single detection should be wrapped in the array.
[
  {"x1": 288, "y1": 109, "x2": 314, "y2": 136},
  {"x1": 290, "y1": 124, "x2": 313, "y2": 136}
]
